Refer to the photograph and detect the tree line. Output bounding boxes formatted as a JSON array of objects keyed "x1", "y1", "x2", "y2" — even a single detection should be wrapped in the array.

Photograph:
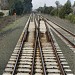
[
  {"x1": 8, "y1": 0, "x2": 32, "y2": 15},
  {"x1": 37, "y1": 0, "x2": 74, "y2": 19}
]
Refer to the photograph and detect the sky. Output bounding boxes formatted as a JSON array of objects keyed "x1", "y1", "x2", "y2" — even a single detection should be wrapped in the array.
[{"x1": 32, "y1": 0, "x2": 75, "y2": 9}]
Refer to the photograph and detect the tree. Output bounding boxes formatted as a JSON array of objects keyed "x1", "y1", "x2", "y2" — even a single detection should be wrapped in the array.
[
  {"x1": 55, "y1": 1, "x2": 60, "y2": 16},
  {"x1": 37, "y1": 7, "x2": 44, "y2": 13},
  {"x1": 64, "y1": 0, "x2": 72, "y2": 15},
  {"x1": 23, "y1": 0, "x2": 32, "y2": 13},
  {"x1": 47, "y1": 6, "x2": 54, "y2": 14},
  {"x1": 59, "y1": 0, "x2": 72, "y2": 18},
  {"x1": 59, "y1": 7, "x2": 65, "y2": 18},
  {"x1": 8, "y1": 0, "x2": 15, "y2": 8},
  {"x1": 9, "y1": 0, "x2": 24, "y2": 15},
  {"x1": 50, "y1": 9, "x2": 57, "y2": 16},
  {"x1": 9, "y1": 0, "x2": 32, "y2": 15},
  {"x1": 37, "y1": 6, "x2": 54, "y2": 14},
  {"x1": 14, "y1": 1, "x2": 24, "y2": 15}
]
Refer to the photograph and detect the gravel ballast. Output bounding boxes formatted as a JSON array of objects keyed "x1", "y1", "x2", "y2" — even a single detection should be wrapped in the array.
[
  {"x1": 42, "y1": 14, "x2": 75, "y2": 74},
  {"x1": 51, "y1": 30, "x2": 75, "y2": 74},
  {"x1": 0, "y1": 15, "x2": 29, "y2": 75},
  {"x1": 42, "y1": 14, "x2": 75, "y2": 34}
]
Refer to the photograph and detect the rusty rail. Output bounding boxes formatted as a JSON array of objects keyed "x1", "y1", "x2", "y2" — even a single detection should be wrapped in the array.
[
  {"x1": 31, "y1": 17, "x2": 38, "y2": 75},
  {"x1": 44, "y1": 21, "x2": 66, "y2": 75},
  {"x1": 41, "y1": 15, "x2": 75, "y2": 37},
  {"x1": 35, "y1": 16, "x2": 47, "y2": 75},
  {"x1": 12, "y1": 16, "x2": 31, "y2": 75},
  {"x1": 43, "y1": 18, "x2": 75, "y2": 48}
]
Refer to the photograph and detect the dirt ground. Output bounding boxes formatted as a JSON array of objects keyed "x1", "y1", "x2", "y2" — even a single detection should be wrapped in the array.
[
  {"x1": 0, "y1": 16, "x2": 22, "y2": 31},
  {"x1": 0, "y1": 15, "x2": 29, "y2": 75}
]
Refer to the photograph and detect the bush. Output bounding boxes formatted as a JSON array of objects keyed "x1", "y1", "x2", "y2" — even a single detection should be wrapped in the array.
[
  {"x1": 59, "y1": 8, "x2": 65, "y2": 18},
  {"x1": 65, "y1": 14, "x2": 75, "y2": 23},
  {"x1": 0, "y1": 12, "x2": 4, "y2": 17},
  {"x1": 50, "y1": 9, "x2": 57, "y2": 16}
]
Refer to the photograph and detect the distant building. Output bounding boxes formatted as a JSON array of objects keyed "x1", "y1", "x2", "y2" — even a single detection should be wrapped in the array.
[
  {"x1": 0, "y1": 0, "x2": 9, "y2": 16},
  {"x1": 0, "y1": 10, "x2": 9, "y2": 16}
]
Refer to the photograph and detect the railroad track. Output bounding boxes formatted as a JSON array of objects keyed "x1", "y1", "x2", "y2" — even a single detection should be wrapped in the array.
[
  {"x1": 3, "y1": 14, "x2": 74, "y2": 75},
  {"x1": 2, "y1": 15, "x2": 36, "y2": 75},
  {"x1": 43, "y1": 16, "x2": 75, "y2": 36},
  {"x1": 40, "y1": 15, "x2": 75, "y2": 51}
]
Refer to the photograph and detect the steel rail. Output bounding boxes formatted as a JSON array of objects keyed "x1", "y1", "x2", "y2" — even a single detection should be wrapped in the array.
[
  {"x1": 38, "y1": 31, "x2": 47, "y2": 75},
  {"x1": 31, "y1": 15, "x2": 47, "y2": 75},
  {"x1": 43, "y1": 19, "x2": 75, "y2": 48},
  {"x1": 37, "y1": 18, "x2": 47, "y2": 75},
  {"x1": 12, "y1": 16, "x2": 31, "y2": 75},
  {"x1": 41, "y1": 15, "x2": 75, "y2": 37},
  {"x1": 31, "y1": 17, "x2": 38, "y2": 75},
  {"x1": 44, "y1": 21, "x2": 66, "y2": 75}
]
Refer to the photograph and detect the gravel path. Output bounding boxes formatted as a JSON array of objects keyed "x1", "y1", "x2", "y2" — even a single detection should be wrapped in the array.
[
  {"x1": 0, "y1": 15, "x2": 29, "y2": 75},
  {"x1": 51, "y1": 30, "x2": 75, "y2": 74},
  {"x1": 42, "y1": 14, "x2": 75, "y2": 34}
]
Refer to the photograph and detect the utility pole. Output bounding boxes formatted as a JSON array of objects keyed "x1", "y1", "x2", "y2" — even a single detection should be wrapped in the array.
[{"x1": 55, "y1": 1, "x2": 60, "y2": 16}]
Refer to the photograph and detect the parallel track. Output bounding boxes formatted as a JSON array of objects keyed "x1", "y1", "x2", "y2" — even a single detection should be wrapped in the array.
[
  {"x1": 3, "y1": 14, "x2": 74, "y2": 75},
  {"x1": 43, "y1": 16, "x2": 75, "y2": 36},
  {"x1": 40, "y1": 15, "x2": 75, "y2": 51}
]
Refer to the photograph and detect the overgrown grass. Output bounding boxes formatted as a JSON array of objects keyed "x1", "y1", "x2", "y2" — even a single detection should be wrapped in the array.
[{"x1": 65, "y1": 14, "x2": 75, "y2": 23}]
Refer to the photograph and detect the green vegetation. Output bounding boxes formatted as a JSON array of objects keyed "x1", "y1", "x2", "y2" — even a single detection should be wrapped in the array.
[
  {"x1": 0, "y1": 12, "x2": 4, "y2": 17},
  {"x1": 9, "y1": 0, "x2": 32, "y2": 15},
  {"x1": 65, "y1": 14, "x2": 75, "y2": 23},
  {"x1": 59, "y1": 0, "x2": 72, "y2": 18},
  {"x1": 37, "y1": 0, "x2": 75, "y2": 23},
  {"x1": 55, "y1": 1, "x2": 60, "y2": 16},
  {"x1": 50, "y1": 9, "x2": 57, "y2": 16},
  {"x1": 37, "y1": 5, "x2": 54, "y2": 14}
]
